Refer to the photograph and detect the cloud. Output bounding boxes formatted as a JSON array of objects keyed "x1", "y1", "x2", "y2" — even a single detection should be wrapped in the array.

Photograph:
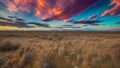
[
  {"x1": 1, "y1": 0, "x2": 99, "y2": 21},
  {"x1": 41, "y1": 18, "x2": 52, "y2": 22},
  {"x1": 0, "y1": 21, "x2": 8, "y2": 26},
  {"x1": 15, "y1": 18, "x2": 25, "y2": 21},
  {"x1": 73, "y1": 19, "x2": 102, "y2": 25},
  {"x1": 0, "y1": 16, "x2": 27, "y2": 27},
  {"x1": 116, "y1": 22, "x2": 120, "y2": 24},
  {"x1": 15, "y1": 22, "x2": 31, "y2": 27},
  {"x1": 54, "y1": 26, "x2": 81, "y2": 29},
  {"x1": 8, "y1": 16, "x2": 16, "y2": 18},
  {"x1": 64, "y1": 19, "x2": 73, "y2": 22},
  {"x1": 55, "y1": 24, "x2": 81, "y2": 29},
  {"x1": 102, "y1": 0, "x2": 120, "y2": 16},
  {"x1": 0, "y1": 21, "x2": 31, "y2": 28},
  {"x1": 0, "y1": 16, "x2": 50, "y2": 28},
  {"x1": 8, "y1": 16, "x2": 25, "y2": 21},
  {"x1": 88, "y1": 14, "x2": 97, "y2": 19},
  {"x1": 28, "y1": 22, "x2": 50, "y2": 27},
  {"x1": 60, "y1": 25, "x2": 74, "y2": 27},
  {"x1": 0, "y1": 17, "x2": 13, "y2": 22}
]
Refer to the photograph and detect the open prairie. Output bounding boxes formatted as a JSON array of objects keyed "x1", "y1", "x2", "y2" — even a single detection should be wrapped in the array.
[{"x1": 0, "y1": 32, "x2": 120, "y2": 68}]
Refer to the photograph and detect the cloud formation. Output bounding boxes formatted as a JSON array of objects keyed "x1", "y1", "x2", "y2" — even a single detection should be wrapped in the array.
[
  {"x1": 73, "y1": 19, "x2": 102, "y2": 25},
  {"x1": 1, "y1": 0, "x2": 99, "y2": 21},
  {"x1": 28, "y1": 22, "x2": 50, "y2": 27},
  {"x1": 0, "y1": 16, "x2": 50, "y2": 28},
  {"x1": 0, "y1": 17, "x2": 13, "y2": 22},
  {"x1": 0, "y1": 21, "x2": 30, "y2": 28},
  {"x1": 15, "y1": 18, "x2": 25, "y2": 21},
  {"x1": 102, "y1": 0, "x2": 120, "y2": 16}
]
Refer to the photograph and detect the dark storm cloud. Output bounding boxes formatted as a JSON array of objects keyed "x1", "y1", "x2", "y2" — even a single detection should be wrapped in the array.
[
  {"x1": 28, "y1": 22, "x2": 50, "y2": 27},
  {"x1": 1, "y1": 0, "x2": 100, "y2": 21}
]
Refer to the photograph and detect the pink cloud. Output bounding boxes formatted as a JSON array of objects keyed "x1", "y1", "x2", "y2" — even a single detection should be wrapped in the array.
[
  {"x1": 1, "y1": 0, "x2": 99, "y2": 21},
  {"x1": 102, "y1": 0, "x2": 120, "y2": 16}
]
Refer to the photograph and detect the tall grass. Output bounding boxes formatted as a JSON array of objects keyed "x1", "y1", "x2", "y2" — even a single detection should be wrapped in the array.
[{"x1": 0, "y1": 32, "x2": 120, "y2": 68}]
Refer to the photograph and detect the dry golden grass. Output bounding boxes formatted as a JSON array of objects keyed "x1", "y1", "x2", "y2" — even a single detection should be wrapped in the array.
[{"x1": 0, "y1": 32, "x2": 120, "y2": 68}]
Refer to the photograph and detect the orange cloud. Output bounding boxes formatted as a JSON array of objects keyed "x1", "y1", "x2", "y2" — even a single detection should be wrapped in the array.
[
  {"x1": 1, "y1": 0, "x2": 99, "y2": 21},
  {"x1": 102, "y1": 0, "x2": 120, "y2": 16}
]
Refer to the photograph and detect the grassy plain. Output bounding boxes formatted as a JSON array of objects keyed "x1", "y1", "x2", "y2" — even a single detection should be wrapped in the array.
[{"x1": 0, "y1": 32, "x2": 120, "y2": 68}]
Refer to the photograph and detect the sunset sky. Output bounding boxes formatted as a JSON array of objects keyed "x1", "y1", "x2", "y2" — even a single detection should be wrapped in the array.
[{"x1": 0, "y1": 0, "x2": 120, "y2": 31}]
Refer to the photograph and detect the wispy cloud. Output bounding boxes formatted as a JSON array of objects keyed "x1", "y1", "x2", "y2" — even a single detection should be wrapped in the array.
[
  {"x1": 73, "y1": 19, "x2": 102, "y2": 25},
  {"x1": 88, "y1": 14, "x2": 97, "y2": 19},
  {"x1": 0, "y1": 16, "x2": 50, "y2": 28},
  {"x1": 27, "y1": 22, "x2": 50, "y2": 27},
  {"x1": 0, "y1": 16, "x2": 13, "y2": 22}
]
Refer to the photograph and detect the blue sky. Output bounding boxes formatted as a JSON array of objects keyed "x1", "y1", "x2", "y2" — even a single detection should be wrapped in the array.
[{"x1": 0, "y1": 0, "x2": 120, "y2": 31}]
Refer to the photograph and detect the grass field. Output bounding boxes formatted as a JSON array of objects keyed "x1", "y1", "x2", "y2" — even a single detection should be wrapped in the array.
[{"x1": 0, "y1": 32, "x2": 120, "y2": 68}]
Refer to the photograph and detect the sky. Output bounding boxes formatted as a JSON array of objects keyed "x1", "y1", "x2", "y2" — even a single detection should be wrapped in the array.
[{"x1": 0, "y1": 0, "x2": 120, "y2": 31}]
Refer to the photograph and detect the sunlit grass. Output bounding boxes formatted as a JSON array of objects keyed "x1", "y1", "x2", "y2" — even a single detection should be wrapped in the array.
[{"x1": 0, "y1": 32, "x2": 120, "y2": 68}]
